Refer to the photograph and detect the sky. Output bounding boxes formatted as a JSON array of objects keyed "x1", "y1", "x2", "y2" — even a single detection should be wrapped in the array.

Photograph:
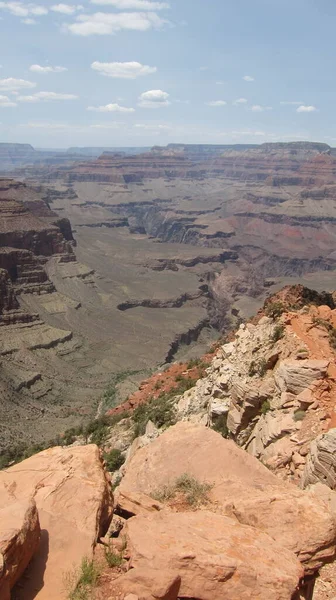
[{"x1": 0, "y1": 0, "x2": 335, "y2": 148}]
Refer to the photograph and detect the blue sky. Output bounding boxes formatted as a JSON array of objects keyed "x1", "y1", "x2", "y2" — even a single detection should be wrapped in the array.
[{"x1": 0, "y1": 0, "x2": 335, "y2": 148}]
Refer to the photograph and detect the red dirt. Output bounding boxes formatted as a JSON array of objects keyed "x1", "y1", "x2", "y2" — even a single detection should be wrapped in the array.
[{"x1": 106, "y1": 355, "x2": 213, "y2": 418}]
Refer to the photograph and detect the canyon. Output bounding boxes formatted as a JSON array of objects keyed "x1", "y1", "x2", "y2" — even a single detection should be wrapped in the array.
[
  {"x1": 2, "y1": 141, "x2": 336, "y2": 452},
  {"x1": 2, "y1": 284, "x2": 336, "y2": 599}
]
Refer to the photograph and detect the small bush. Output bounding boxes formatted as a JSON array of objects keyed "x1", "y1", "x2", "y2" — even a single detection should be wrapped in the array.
[
  {"x1": 212, "y1": 414, "x2": 229, "y2": 438},
  {"x1": 153, "y1": 473, "x2": 213, "y2": 507},
  {"x1": 261, "y1": 400, "x2": 271, "y2": 415},
  {"x1": 104, "y1": 448, "x2": 125, "y2": 472},
  {"x1": 187, "y1": 358, "x2": 201, "y2": 369},
  {"x1": 248, "y1": 358, "x2": 268, "y2": 377},
  {"x1": 132, "y1": 393, "x2": 176, "y2": 436},
  {"x1": 65, "y1": 557, "x2": 101, "y2": 600},
  {"x1": 293, "y1": 410, "x2": 306, "y2": 422},
  {"x1": 265, "y1": 301, "x2": 285, "y2": 320},
  {"x1": 105, "y1": 547, "x2": 123, "y2": 568},
  {"x1": 329, "y1": 328, "x2": 336, "y2": 350},
  {"x1": 271, "y1": 324, "x2": 285, "y2": 343}
]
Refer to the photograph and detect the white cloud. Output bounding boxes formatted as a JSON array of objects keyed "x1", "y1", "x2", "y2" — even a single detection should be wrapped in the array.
[
  {"x1": 29, "y1": 64, "x2": 68, "y2": 73},
  {"x1": 21, "y1": 17, "x2": 36, "y2": 23},
  {"x1": 90, "y1": 121, "x2": 124, "y2": 128},
  {"x1": 231, "y1": 129, "x2": 266, "y2": 137},
  {"x1": 206, "y1": 100, "x2": 227, "y2": 107},
  {"x1": 233, "y1": 97, "x2": 247, "y2": 105},
  {"x1": 0, "y1": 94, "x2": 17, "y2": 107},
  {"x1": 0, "y1": 77, "x2": 36, "y2": 91},
  {"x1": 51, "y1": 4, "x2": 83, "y2": 14},
  {"x1": 134, "y1": 123, "x2": 170, "y2": 130},
  {"x1": 251, "y1": 104, "x2": 272, "y2": 112},
  {"x1": 215, "y1": 81, "x2": 225, "y2": 85},
  {"x1": 65, "y1": 11, "x2": 167, "y2": 35},
  {"x1": 91, "y1": 61, "x2": 156, "y2": 79},
  {"x1": 90, "y1": 0, "x2": 169, "y2": 8},
  {"x1": 243, "y1": 75, "x2": 254, "y2": 82},
  {"x1": 280, "y1": 101, "x2": 303, "y2": 105},
  {"x1": 296, "y1": 105, "x2": 318, "y2": 113},
  {"x1": 138, "y1": 89, "x2": 170, "y2": 108},
  {"x1": 87, "y1": 103, "x2": 135, "y2": 112},
  {"x1": 17, "y1": 91, "x2": 78, "y2": 102},
  {"x1": 0, "y1": 2, "x2": 48, "y2": 16}
]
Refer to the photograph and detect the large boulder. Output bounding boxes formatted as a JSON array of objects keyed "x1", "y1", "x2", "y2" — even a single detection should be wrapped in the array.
[
  {"x1": 118, "y1": 510, "x2": 303, "y2": 600},
  {"x1": 119, "y1": 422, "x2": 336, "y2": 574},
  {"x1": 0, "y1": 445, "x2": 113, "y2": 600},
  {"x1": 275, "y1": 360, "x2": 329, "y2": 395},
  {"x1": 0, "y1": 499, "x2": 40, "y2": 600},
  {"x1": 303, "y1": 428, "x2": 336, "y2": 489}
]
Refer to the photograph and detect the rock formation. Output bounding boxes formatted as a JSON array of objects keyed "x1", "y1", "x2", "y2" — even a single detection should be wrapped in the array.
[
  {"x1": 175, "y1": 285, "x2": 336, "y2": 486},
  {"x1": 107, "y1": 422, "x2": 336, "y2": 599},
  {"x1": 0, "y1": 498, "x2": 40, "y2": 600},
  {"x1": 0, "y1": 445, "x2": 112, "y2": 600}
]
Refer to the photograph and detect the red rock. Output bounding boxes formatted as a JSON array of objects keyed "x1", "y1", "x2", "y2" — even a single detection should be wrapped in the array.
[
  {"x1": 0, "y1": 445, "x2": 112, "y2": 600},
  {"x1": 0, "y1": 499, "x2": 40, "y2": 599},
  {"x1": 118, "y1": 510, "x2": 303, "y2": 600},
  {"x1": 119, "y1": 422, "x2": 336, "y2": 574}
]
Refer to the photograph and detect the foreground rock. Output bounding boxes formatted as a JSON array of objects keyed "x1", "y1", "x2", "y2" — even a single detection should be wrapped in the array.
[
  {"x1": 0, "y1": 499, "x2": 40, "y2": 600},
  {"x1": 0, "y1": 445, "x2": 112, "y2": 600},
  {"x1": 118, "y1": 510, "x2": 303, "y2": 600},
  {"x1": 118, "y1": 422, "x2": 336, "y2": 575}
]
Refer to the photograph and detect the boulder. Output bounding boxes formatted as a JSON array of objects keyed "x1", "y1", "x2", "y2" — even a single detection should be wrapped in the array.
[
  {"x1": 245, "y1": 410, "x2": 297, "y2": 457},
  {"x1": 118, "y1": 510, "x2": 303, "y2": 600},
  {"x1": 303, "y1": 428, "x2": 336, "y2": 489},
  {"x1": 275, "y1": 360, "x2": 329, "y2": 395},
  {"x1": 117, "y1": 567, "x2": 181, "y2": 600},
  {"x1": 115, "y1": 490, "x2": 165, "y2": 517},
  {"x1": 119, "y1": 422, "x2": 336, "y2": 574},
  {"x1": 0, "y1": 499, "x2": 40, "y2": 600},
  {"x1": 0, "y1": 445, "x2": 113, "y2": 600}
]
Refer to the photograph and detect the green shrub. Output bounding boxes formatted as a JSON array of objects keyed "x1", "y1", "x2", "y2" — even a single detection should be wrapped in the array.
[
  {"x1": 248, "y1": 358, "x2": 268, "y2": 377},
  {"x1": 65, "y1": 557, "x2": 101, "y2": 600},
  {"x1": 133, "y1": 393, "x2": 176, "y2": 436},
  {"x1": 105, "y1": 547, "x2": 123, "y2": 568},
  {"x1": 187, "y1": 358, "x2": 201, "y2": 369},
  {"x1": 261, "y1": 400, "x2": 271, "y2": 415},
  {"x1": 293, "y1": 410, "x2": 306, "y2": 422},
  {"x1": 265, "y1": 301, "x2": 285, "y2": 320},
  {"x1": 271, "y1": 324, "x2": 285, "y2": 343},
  {"x1": 329, "y1": 328, "x2": 336, "y2": 350},
  {"x1": 212, "y1": 414, "x2": 229, "y2": 438},
  {"x1": 153, "y1": 473, "x2": 213, "y2": 507},
  {"x1": 104, "y1": 448, "x2": 125, "y2": 472}
]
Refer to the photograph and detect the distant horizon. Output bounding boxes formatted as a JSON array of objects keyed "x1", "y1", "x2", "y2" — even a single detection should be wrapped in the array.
[{"x1": 1, "y1": 139, "x2": 335, "y2": 152}]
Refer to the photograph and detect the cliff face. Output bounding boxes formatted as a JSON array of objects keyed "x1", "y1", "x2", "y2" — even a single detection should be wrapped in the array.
[
  {"x1": 32, "y1": 142, "x2": 336, "y2": 268},
  {"x1": 0, "y1": 179, "x2": 75, "y2": 294},
  {"x1": 176, "y1": 285, "x2": 336, "y2": 490}
]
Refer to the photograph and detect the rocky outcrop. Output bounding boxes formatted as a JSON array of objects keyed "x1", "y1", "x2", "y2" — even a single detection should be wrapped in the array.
[
  {"x1": 0, "y1": 179, "x2": 75, "y2": 294},
  {"x1": 175, "y1": 288, "x2": 336, "y2": 486},
  {"x1": 275, "y1": 359, "x2": 329, "y2": 395},
  {"x1": 118, "y1": 422, "x2": 336, "y2": 575},
  {"x1": 0, "y1": 499, "x2": 40, "y2": 600},
  {"x1": 303, "y1": 429, "x2": 336, "y2": 489},
  {"x1": 120, "y1": 510, "x2": 303, "y2": 600},
  {"x1": 111, "y1": 422, "x2": 336, "y2": 599},
  {"x1": 0, "y1": 445, "x2": 113, "y2": 600},
  {"x1": 117, "y1": 289, "x2": 205, "y2": 311}
]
